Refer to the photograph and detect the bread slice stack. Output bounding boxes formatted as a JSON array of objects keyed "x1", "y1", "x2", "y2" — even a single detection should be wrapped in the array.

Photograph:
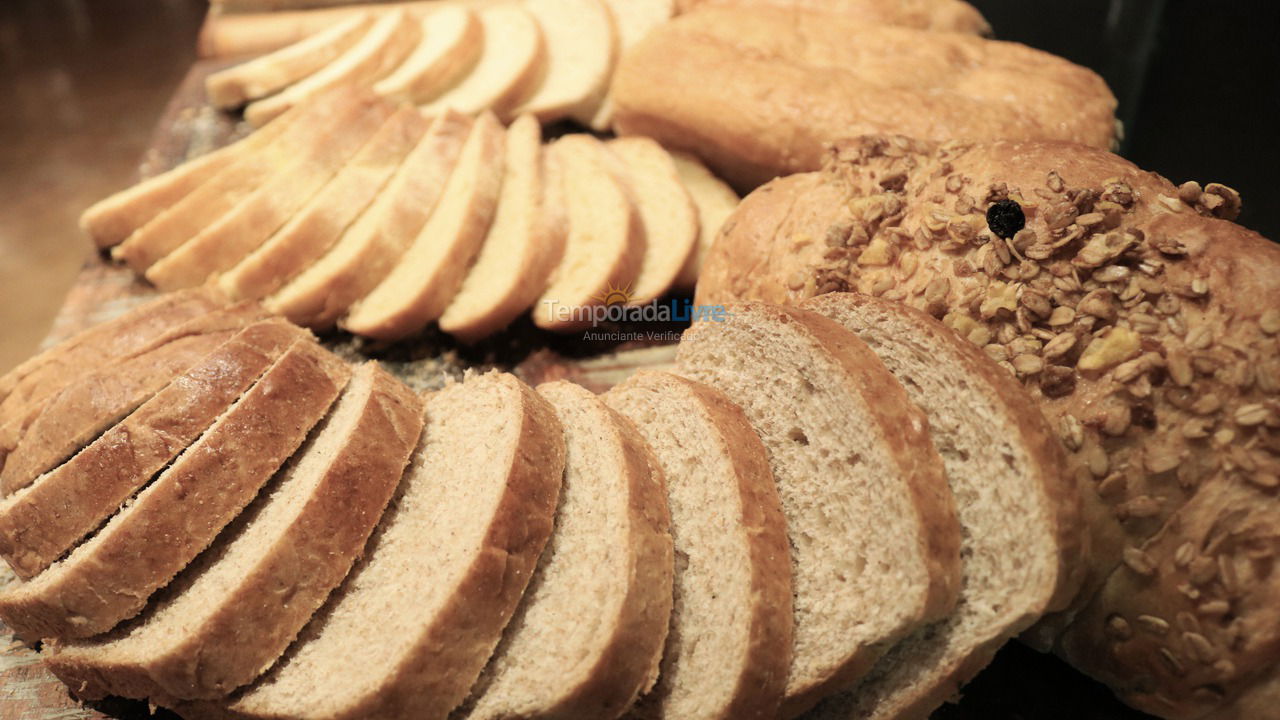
[
  {"x1": 82, "y1": 87, "x2": 740, "y2": 341},
  {"x1": 202, "y1": 0, "x2": 669, "y2": 126},
  {"x1": 0, "y1": 287, "x2": 1097, "y2": 719}
]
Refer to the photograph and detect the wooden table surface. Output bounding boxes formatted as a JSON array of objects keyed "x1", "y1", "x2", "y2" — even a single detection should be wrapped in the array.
[{"x1": 0, "y1": 62, "x2": 1156, "y2": 720}]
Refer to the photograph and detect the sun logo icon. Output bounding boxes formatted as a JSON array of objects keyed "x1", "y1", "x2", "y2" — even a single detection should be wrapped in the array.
[{"x1": 593, "y1": 281, "x2": 633, "y2": 306}]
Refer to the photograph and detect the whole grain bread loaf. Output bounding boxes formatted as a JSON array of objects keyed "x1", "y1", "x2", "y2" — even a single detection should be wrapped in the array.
[
  {"x1": 45, "y1": 362, "x2": 422, "y2": 704},
  {"x1": 612, "y1": 7, "x2": 1116, "y2": 190},
  {"x1": 695, "y1": 136, "x2": 1280, "y2": 720}
]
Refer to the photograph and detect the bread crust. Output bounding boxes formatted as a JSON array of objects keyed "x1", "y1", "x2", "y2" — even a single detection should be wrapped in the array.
[
  {"x1": 0, "y1": 288, "x2": 229, "y2": 477},
  {"x1": 612, "y1": 7, "x2": 1116, "y2": 190},
  {"x1": 0, "y1": 337, "x2": 350, "y2": 641},
  {"x1": 0, "y1": 302, "x2": 271, "y2": 499},
  {"x1": 800, "y1": 292, "x2": 1087, "y2": 720},
  {"x1": 696, "y1": 136, "x2": 1280, "y2": 720},
  {"x1": 44, "y1": 363, "x2": 423, "y2": 703}
]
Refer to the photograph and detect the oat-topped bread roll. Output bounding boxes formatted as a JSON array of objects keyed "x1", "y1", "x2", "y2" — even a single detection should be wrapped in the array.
[
  {"x1": 674, "y1": 0, "x2": 989, "y2": 34},
  {"x1": 696, "y1": 136, "x2": 1280, "y2": 720},
  {"x1": 612, "y1": 6, "x2": 1116, "y2": 190}
]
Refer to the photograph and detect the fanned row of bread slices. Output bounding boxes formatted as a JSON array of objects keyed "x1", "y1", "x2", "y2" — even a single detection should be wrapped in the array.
[
  {"x1": 80, "y1": 87, "x2": 739, "y2": 342},
  {"x1": 205, "y1": 0, "x2": 671, "y2": 129},
  {"x1": 0, "y1": 287, "x2": 1084, "y2": 720}
]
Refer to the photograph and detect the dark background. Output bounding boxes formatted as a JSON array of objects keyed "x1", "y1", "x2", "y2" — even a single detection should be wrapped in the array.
[{"x1": 973, "y1": 0, "x2": 1280, "y2": 241}]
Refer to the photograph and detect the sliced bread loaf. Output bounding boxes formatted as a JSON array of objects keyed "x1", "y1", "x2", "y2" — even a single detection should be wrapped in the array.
[
  {"x1": 603, "y1": 370, "x2": 793, "y2": 720},
  {"x1": 0, "y1": 288, "x2": 227, "y2": 475},
  {"x1": 244, "y1": 10, "x2": 420, "y2": 126},
  {"x1": 373, "y1": 7, "x2": 482, "y2": 103},
  {"x1": 534, "y1": 134, "x2": 645, "y2": 331},
  {"x1": 513, "y1": 0, "x2": 616, "y2": 123},
  {"x1": 668, "y1": 150, "x2": 738, "y2": 290},
  {"x1": 79, "y1": 110, "x2": 298, "y2": 248},
  {"x1": 459, "y1": 380, "x2": 672, "y2": 720},
  {"x1": 341, "y1": 111, "x2": 505, "y2": 340},
  {"x1": 606, "y1": 136, "x2": 698, "y2": 305},
  {"x1": 676, "y1": 302, "x2": 962, "y2": 717},
  {"x1": 419, "y1": 5, "x2": 545, "y2": 119},
  {"x1": 0, "y1": 336, "x2": 350, "y2": 640},
  {"x1": 589, "y1": 0, "x2": 675, "y2": 130},
  {"x1": 438, "y1": 114, "x2": 565, "y2": 343},
  {"x1": 800, "y1": 292, "x2": 1086, "y2": 720},
  {"x1": 114, "y1": 87, "x2": 379, "y2": 273},
  {"x1": 144, "y1": 98, "x2": 393, "y2": 291},
  {"x1": 198, "y1": 371, "x2": 565, "y2": 720},
  {"x1": 206, "y1": 13, "x2": 376, "y2": 109},
  {"x1": 0, "y1": 302, "x2": 270, "y2": 495},
  {"x1": 218, "y1": 107, "x2": 429, "y2": 301},
  {"x1": 268, "y1": 110, "x2": 472, "y2": 328},
  {"x1": 0, "y1": 320, "x2": 305, "y2": 579},
  {"x1": 45, "y1": 362, "x2": 423, "y2": 703}
]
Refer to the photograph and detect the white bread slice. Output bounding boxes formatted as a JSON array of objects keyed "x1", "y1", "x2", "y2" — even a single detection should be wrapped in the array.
[
  {"x1": 267, "y1": 110, "x2": 473, "y2": 328},
  {"x1": 419, "y1": 5, "x2": 545, "y2": 119},
  {"x1": 0, "y1": 337, "x2": 350, "y2": 641},
  {"x1": 45, "y1": 362, "x2": 424, "y2": 704},
  {"x1": 200, "y1": 371, "x2": 566, "y2": 720},
  {"x1": 606, "y1": 136, "x2": 698, "y2": 305},
  {"x1": 80, "y1": 114, "x2": 297, "y2": 249},
  {"x1": 0, "y1": 321, "x2": 305, "y2": 580},
  {"x1": 533, "y1": 134, "x2": 644, "y2": 331},
  {"x1": 206, "y1": 13, "x2": 375, "y2": 109},
  {"x1": 800, "y1": 293, "x2": 1086, "y2": 720},
  {"x1": 459, "y1": 380, "x2": 672, "y2": 720},
  {"x1": 145, "y1": 98, "x2": 393, "y2": 291},
  {"x1": 513, "y1": 0, "x2": 616, "y2": 123},
  {"x1": 244, "y1": 10, "x2": 420, "y2": 126},
  {"x1": 669, "y1": 149, "x2": 738, "y2": 290},
  {"x1": 0, "y1": 289, "x2": 229, "y2": 476},
  {"x1": 438, "y1": 114, "x2": 564, "y2": 342},
  {"x1": 219, "y1": 107, "x2": 429, "y2": 302},
  {"x1": 373, "y1": 6, "x2": 482, "y2": 103},
  {"x1": 0, "y1": 302, "x2": 270, "y2": 495},
  {"x1": 675, "y1": 302, "x2": 963, "y2": 717},
  {"x1": 113, "y1": 87, "x2": 379, "y2": 273},
  {"x1": 589, "y1": 0, "x2": 675, "y2": 130},
  {"x1": 603, "y1": 370, "x2": 793, "y2": 720},
  {"x1": 341, "y1": 112, "x2": 505, "y2": 340}
]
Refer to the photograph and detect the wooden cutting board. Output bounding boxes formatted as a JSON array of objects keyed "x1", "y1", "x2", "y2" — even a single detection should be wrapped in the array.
[{"x1": 0, "y1": 62, "x2": 1155, "y2": 720}]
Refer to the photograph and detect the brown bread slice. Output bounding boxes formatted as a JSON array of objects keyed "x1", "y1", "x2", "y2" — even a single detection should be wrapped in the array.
[
  {"x1": 143, "y1": 96, "x2": 394, "y2": 290},
  {"x1": 78, "y1": 112, "x2": 300, "y2": 248},
  {"x1": 676, "y1": 302, "x2": 962, "y2": 717},
  {"x1": 45, "y1": 362, "x2": 423, "y2": 703},
  {"x1": 605, "y1": 136, "x2": 698, "y2": 305},
  {"x1": 0, "y1": 288, "x2": 227, "y2": 475},
  {"x1": 459, "y1": 380, "x2": 673, "y2": 720},
  {"x1": 244, "y1": 10, "x2": 421, "y2": 126},
  {"x1": 439, "y1": 114, "x2": 566, "y2": 343},
  {"x1": 195, "y1": 371, "x2": 565, "y2": 720},
  {"x1": 205, "y1": 13, "x2": 376, "y2": 108},
  {"x1": 0, "y1": 303, "x2": 271, "y2": 494},
  {"x1": 603, "y1": 371, "x2": 793, "y2": 720},
  {"x1": 533, "y1": 134, "x2": 645, "y2": 331},
  {"x1": 267, "y1": 110, "x2": 473, "y2": 328},
  {"x1": 341, "y1": 111, "x2": 505, "y2": 340},
  {"x1": 218, "y1": 107, "x2": 429, "y2": 301},
  {"x1": 0, "y1": 320, "x2": 305, "y2": 579},
  {"x1": 0, "y1": 337, "x2": 350, "y2": 640},
  {"x1": 800, "y1": 292, "x2": 1086, "y2": 720},
  {"x1": 113, "y1": 87, "x2": 378, "y2": 273}
]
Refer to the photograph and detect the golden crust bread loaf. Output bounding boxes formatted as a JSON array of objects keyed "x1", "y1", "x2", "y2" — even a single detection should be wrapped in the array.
[
  {"x1": 612, "y1": 7, "x2": 1117, "y2": 190},
  {"x1": 696, "y1": 135, "x2": 1280, "y2": 720}
]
